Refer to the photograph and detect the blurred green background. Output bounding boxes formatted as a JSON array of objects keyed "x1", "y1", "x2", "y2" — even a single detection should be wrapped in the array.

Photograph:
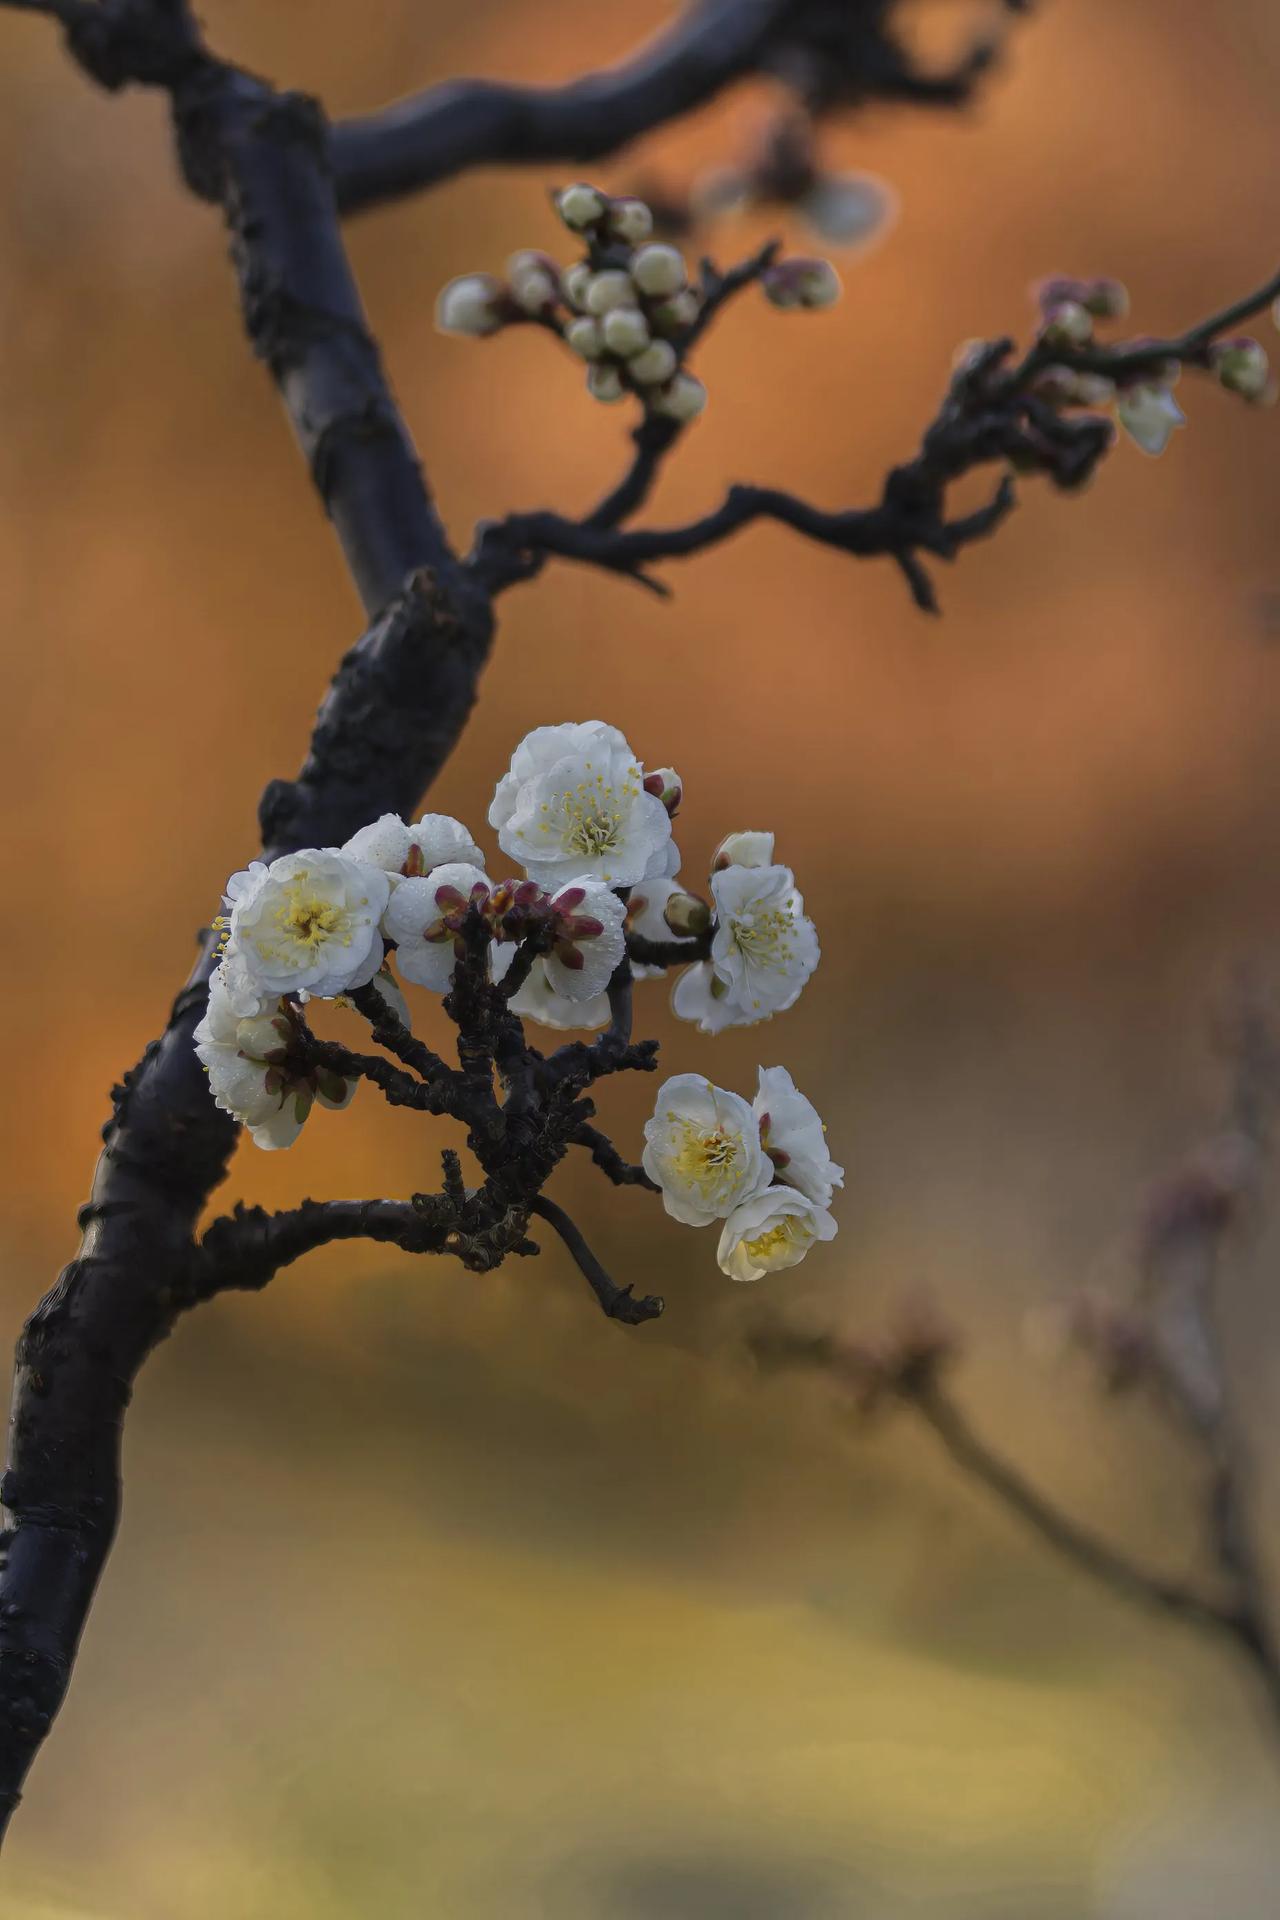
[{"x1": 4, "y1": 0, "x2": 1280, "y2": 1913}]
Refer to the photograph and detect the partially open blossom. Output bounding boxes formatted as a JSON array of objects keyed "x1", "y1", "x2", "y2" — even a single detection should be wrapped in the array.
[
  {"x1": 712, "y1": 830, "x2": 774, "y2": 872},
  {"x1": 1116, "y1": 381, "x2": 1186, "y2": 456},
  {"x1": 716, "y1": 1186, "x2": 838, "y2": 1281},
  {"x1": 762, "y1": 258, "x2": 841, "y2": 312},
  {"x1": 194, "y1": 976, "x2": 354, "y2": 1151},
  {"x1": 642, "y1": 766, "x2": 682, "y2": 816},
  {"x1": 630, "y1": 243, "x2": 687, "y2": 297},
  {"x1": 493, "y1": 944, "x2": 611, "y2": 1030},
  {"x1": 753, "y1": 1065, "x2": 843, "y2": 1208},
  {"x1": 542, "y1": 880, "x2": 627, "y2": 1000},
  {"x1": 436, "y1": 273, "x2": 506, "y2": 337},
  {"x1": 218, "y1": 850, "x2": 389, "y2": 1015},
  {"x1": 342, "y1": 812, "x2": 484, "y2": 884},
  {"x1": 383, "y1": 861, "x2": 492, "y2": 990},
  {"x1": 489, "y1": 721, "x2": 673, "y2": 890},
  {"x1": 1209, "y1": 336, "x2": 1271, "y2": 401},
  {"x1": 555, "y1": 183, "x2": 607, "y2": 231},
  {"x1": 642, "y1": 1074, "x2": 772, "y2": 1226}
]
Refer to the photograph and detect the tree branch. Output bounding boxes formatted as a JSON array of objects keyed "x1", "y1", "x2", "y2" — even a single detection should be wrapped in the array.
[{"x1": 530, "y1": 1196, "x2": 664, "y2": 1324}]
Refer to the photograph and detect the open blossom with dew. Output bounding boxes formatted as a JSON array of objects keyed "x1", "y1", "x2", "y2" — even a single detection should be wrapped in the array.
[
  {"x1": 217, "y1": 850, "x2": 389, "y2": 1016},
  {"x1": 539, "y1": 879, "x2": 626, "y2": 999},
  {"x1": 493, "y1": 943, "x2": 611, "y2": 1031},
  {"x1": 341, "y1": 812, "x2": 484, "y2": 884},
  {"x1": 1116, "y1": 381, "x2": 1185, "y2": 456},
  {"x1": 194, "y1": 976, "x2": 354, "y2": 1151},
  {"x1": 673, "y1": 862, "x2": 818, "y2": 1031},
  {"x1": 716, "y1": 1186, "x2": 837, "y2": 1282},
  {"x1": 754, "y1": 1066, "x2": 843, "y2": 1208},
  {"x1": 643, "y1": 1075, "x2": 772, "y2": 1227},
  {"x1": 382, "y1": 861, "x2": 491, "y2": 990},
  {"x1": 489, "y1": 720, "x2": 673, "y2": 889}
]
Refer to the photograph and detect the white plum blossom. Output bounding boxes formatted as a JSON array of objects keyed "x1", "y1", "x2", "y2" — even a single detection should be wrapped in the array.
[
  {"x1": 436, "y1": 273, "x2": 506, "y2": 337},
  {"x1": 672, "y1": 861, "x2": 818, "y2": 1032},
  {"x1": 218, "y1": 850, "x2": 389, "y2": 1016},
  {"x1": 194, "y1": 974, "x2": 354, "y2": 1152},
  {"x1": 341, "y1": 811, "x2": 484, "y2": 882},
  {"x1": 642, "y1": 1074, "x2": 772, "y2": 1227},
  {"x1": 489, "y1": 721, "x2": 673, "y2": 889},
  {"x1": 1117, "y1": 382, "x2": 1186, "y2": 456},
  {"x1": 716, "y1": 1186, "x2": 837, "y2": 1282},
  {"x1": 542, "y1": 879, "x2": 627, "y2": 1000},
  {"x1": 493, "y1": 943, "x2": 611, "y2": 1031},
  {"x1": 753, "y1": 1065, "x2": 844, "y2": 1208},
  {"x1": 382, "y1": 861, "x2": 491, "y2": 991}
]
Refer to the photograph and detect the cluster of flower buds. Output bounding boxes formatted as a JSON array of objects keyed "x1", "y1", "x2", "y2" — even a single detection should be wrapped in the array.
[
  {"x1": 436, "y1": 183, "x2": 841, "y2": 423},
  {"x1": 195, "y1": 719, "x2": 837, "y2": 1287}
]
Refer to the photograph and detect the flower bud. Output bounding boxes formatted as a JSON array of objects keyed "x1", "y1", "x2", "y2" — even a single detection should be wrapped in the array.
[
  {"x1": 601, "y1": 306, "x2": 651, "y2": 357},
  {"x1": 1209, "y1": 336, "x2": 1270, "y2": 401},
  {"x1": 509, "y1": 264, "x2": 558, "y2": 315},
  {"x1": 653, "y1": 372, "x2": 707, "y2": 421},
  {"x1": 630, "y1": 243, "x2": 687, "y2": 297},
  {"x1": 608, "y1": 197, "x2": 654, "y2": 245},
  {"x1": 565, "y1": 315, "x2": 605, "y2": 360},
  {"x1": 642, "y1": 767, "x2": 682, "y2": 816},
  {"x1": 663, "y1": 890, "x2": 711, "y2": 938},
  {"x1": 561, "y1": 261, "x2": 593, "y2": 310},
  {"x1": 1082, "y1": 277, "x2": 1129, "y2": 319},
  {"x1": 555, "y1": 183, "x2": 607, "y2": 231},
  {"x1": 628, "y1": 338, "x2": 678, "y2": 386},
  {"x1": 435, "y1": 273, "x2": 506, "y2": 337},
  {"x1": 712, "y1": 830, "x2": 774, "y2": 872},
  {"x1": 1040, "y1": 299, "x2": 1093, "y2": 347},
  {"x1": 587, "y1": 363, "x2": 626, "y2": 404},
  {"x1": 762, "y1": 258, "x2": 841, "y2": 311},
  {"x1": 585, "y1": 270, "x2": 638, "y2": 316},
  {"x1": 649, "y1": 289, "x2": 701, "y2": 335}
]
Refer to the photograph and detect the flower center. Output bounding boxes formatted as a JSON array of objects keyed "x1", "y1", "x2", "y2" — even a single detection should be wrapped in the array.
[
  {"x1": 260, "y1": 878, "x2": 352, "y2": 966},
  {"x1": 745, "y1": 1217, "x2": 811, "y2": 1262},
  {"x1": 727, "y1": 904, "x2": 795, "y2": 971},
  {"x1": 672, "y1": 1120, "x2": 743, "y2": 1194}
]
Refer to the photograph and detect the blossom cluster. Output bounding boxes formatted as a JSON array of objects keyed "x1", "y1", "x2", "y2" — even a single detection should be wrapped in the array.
[
  {"x1": 435, "y1": 185, "x2": 840, "y2": 422},
  {"x1": 1018, "y1": 274, "x2": 1276, "y2": 459},
  {"x1": 194, "y1": 719, "x2": 838, "y2": 1286},
  {"x1": 643, "y1": 1067, "x2": 841, "y2": 1280}
]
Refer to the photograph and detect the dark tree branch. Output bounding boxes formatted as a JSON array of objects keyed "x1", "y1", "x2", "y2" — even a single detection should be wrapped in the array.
[
  {"x1": 530, "y1": 1196, "x2": 664, "y2": 1324},
  {"x1": 572, "y1": 1124, "x2": 660, "y2": 1191}
]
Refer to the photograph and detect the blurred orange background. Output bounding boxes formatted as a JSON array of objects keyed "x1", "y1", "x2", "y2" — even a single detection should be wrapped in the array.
[{"x1": 4, "y1": 1, "x2": 1280, "y2": 1913}]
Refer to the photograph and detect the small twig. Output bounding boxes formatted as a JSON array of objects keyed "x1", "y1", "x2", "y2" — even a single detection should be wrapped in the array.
[
  {"x1": 572, "y1": 1123, "x2": 659, "y2": 1190},
  {"x1": 348, "y1": 981, "x2": 453, "y2": 1086},
  {"x1": 625, "y1": 926, "x2": 713, "y2": 970},
  {"x1": 530, "y1": 1196, "x2": 663, "y2": 1324}
]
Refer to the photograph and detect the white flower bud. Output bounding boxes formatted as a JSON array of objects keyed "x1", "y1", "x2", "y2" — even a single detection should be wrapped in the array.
[
  {"x1": 608, "y1": 197, "x2": 654, "y2": 245},
  {"x1": 585, "y1": 270, "x2": 639, "y2": 316},
  {"x1": 562, "y1": 262, "x2": 593, "y2": 310},
  {"x1": 1040, "y1": 299, "x2": 1093, "y2": 348},
  {"x1": 555, "y1": 183, "x2": 607, "y2": 231},
  {"x1": 712, "y1": 830, "x2": 775, "y2": 873},
  {"x1": 628, "y1": 339, "x2": 678, "y2": 386},
  {"x1": 510, "y1": 266, "x2": 557, "y2": 315},
  {"x1": 663, "y1": 890, "x2": 710, "y2": 938},
  {"x1": 435, "y1": 273, "x2": 506, "y2": 337},
  {"x1": 601, "y1": 306, "x2": 651, "y2": 357},
  {"x1": 649, "y1": 289, "x2": 701, "y2": 335},
  {"x1": 587, "y1": 363, "x2": 626, "y2": 404},
  {"x1": 1210, "y1": 336, "x2": 1271, "y2": 401},
  {"x1": 630, "y1": 243, "x2": 687, "y2": 297},
  {"x1": 565, "y1": 315, "x2": 606, "y2": 361},
  {"x1": 653, "y1": 372, "x2": 707, "y2": 422}
]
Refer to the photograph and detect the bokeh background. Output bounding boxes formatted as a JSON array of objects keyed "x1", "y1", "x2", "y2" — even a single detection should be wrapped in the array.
[{"x1": 4, "y1": 1, "x2": 1280, "y2": 1913}]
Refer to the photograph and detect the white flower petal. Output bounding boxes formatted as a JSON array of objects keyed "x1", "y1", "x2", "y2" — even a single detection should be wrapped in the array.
[
  {"x1": 753, "y1": 1065, "x2": 844, "y2": 1209},
  {"x1": 716, "y1": 1186, "x2": 837, "y2": 1281},
  {"x1": 642, "y1": 1073, "x2": 772, "y2": 1227}
]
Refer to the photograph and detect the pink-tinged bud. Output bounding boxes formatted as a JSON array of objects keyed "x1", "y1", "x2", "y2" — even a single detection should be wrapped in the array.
[
  {"x1": 436, "y1": 273, "x2": 506, "y2": 338},
  {"x1": 555, "y1": 183, "x2": 607, "y2": 231},
  {"x1": 630, "y1": 243, "x2": 687, "y2": 297},
  {"x1": 1209, "y1": 336, "x2": 1271, "y2": 401},
  {"x1": 662, "y1": 890, "x2": 711, "y2": 938},
  {"x1": 608, "y1": 197, "x2": 654, "y2": 246},
  {"x1": 555, "y1": 943, "x2": 586, "y2": 971},
  {"x1": 434, "y1": 885, "x2": 465, "y2": 909},
  {"x1": 567, "y1": 915, "x2": 606, "y2": 940},
  {"x1": 642, "y1": 766, "x2": 682, "y2": 815},
  {"x1": 553, "y1": 885, "x2": 587, "y2": 912},
  {"x1": 1032, "y1": 274, "x2": 1089, "y2": 313},
  {"x1": 1039, "y1": 299, "x2": 1093, "y2": 348},
  {"x1": 763, "y1": 257, "x2": 841, "y2": 311},
  {"x1": 402, "y1": 844, "x2": 427, "y2": 877}
]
